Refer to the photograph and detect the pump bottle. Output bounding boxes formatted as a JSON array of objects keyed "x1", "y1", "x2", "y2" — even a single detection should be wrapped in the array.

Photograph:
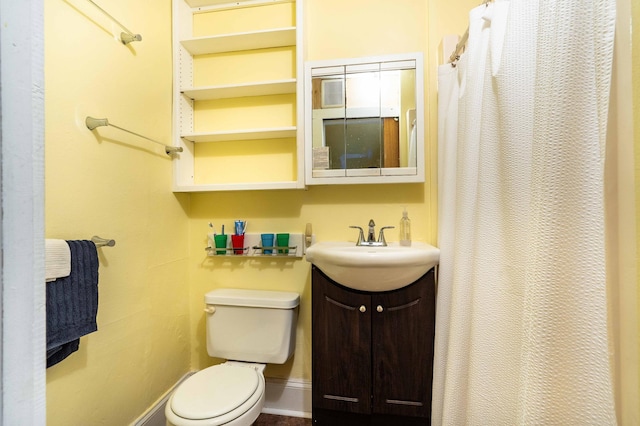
[{"x1": 399, "y1": 209, "x2": 411, "y2": 246}]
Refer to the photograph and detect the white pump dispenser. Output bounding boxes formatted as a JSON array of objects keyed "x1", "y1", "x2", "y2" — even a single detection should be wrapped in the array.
[{"x1": 399, "y1": 208, "x2": 411, "y2": 246}]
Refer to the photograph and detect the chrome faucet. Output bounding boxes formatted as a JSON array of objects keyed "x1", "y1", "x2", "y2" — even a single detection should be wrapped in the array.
[
  {"x1": 367, "y1": 219, "x2": 376, "y2": 243},
  {"x1": 350, "y1": 219, "x2": 395, "y2": 247}
]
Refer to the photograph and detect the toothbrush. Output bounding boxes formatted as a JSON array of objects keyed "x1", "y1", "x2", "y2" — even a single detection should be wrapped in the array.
[
  {"x1": 221, "y1": 224, "x2": 225, "y2": 235},
  {"x1": 235, "y1": 220, "x2": 247, "y2": 236},
  {"x1": 209, "y1": 222, "x2": 216, "y2": 236}
]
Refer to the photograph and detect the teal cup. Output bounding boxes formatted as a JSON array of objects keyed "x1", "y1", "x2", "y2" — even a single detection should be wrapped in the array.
[{"x1": 261, "y1": 233, "x2": 274, "y2": 254}]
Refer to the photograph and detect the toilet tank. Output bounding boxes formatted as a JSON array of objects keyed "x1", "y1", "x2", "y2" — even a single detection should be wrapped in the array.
[{"x1": 204, "y1": 289, "x2": 299, "y2": 364}]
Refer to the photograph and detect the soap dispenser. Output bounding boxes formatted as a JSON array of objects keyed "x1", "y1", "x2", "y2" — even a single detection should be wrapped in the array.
[{"x1": 400, "y1": 209, "x2": 411, "y2": 246}]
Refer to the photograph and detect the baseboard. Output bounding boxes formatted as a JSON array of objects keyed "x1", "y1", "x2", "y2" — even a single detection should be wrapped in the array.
[
  {"x1": 132, "y1": 372, "x2": 195, "y2": 426},
  {"x1": 263, "y1": 377, "x2": 312, "y2": 419},
  {"x1": 132, "y1": 374, "x2": 312, "y2": 425}
]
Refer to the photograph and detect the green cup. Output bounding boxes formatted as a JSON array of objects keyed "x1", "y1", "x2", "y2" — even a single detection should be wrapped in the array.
[
  {"x1": 214, "y1": 234, "x2": 228, "y2": 255},
  {"x1": 276, "y1": 233, "x2": 289, "y2": 254}
]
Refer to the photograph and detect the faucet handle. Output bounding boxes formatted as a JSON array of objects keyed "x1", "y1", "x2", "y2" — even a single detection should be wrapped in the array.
[
  {"x1": 378, "y1": 226, "x2": 395, "y2": 246},
  {"x1": 349, "y1": 226, "x2": 365, "y2": 246}
]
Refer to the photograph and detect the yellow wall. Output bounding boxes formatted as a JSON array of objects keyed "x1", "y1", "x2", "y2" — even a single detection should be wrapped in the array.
[
  {"x1": 609, "y1": 0, "x2": 640, "y2": 421},
  {"x1": 633, "y1": 0, "x2": 640, "y2": 408},
  {"x1": 44, "y1": 0, "x2": 190, "y2": 425}
]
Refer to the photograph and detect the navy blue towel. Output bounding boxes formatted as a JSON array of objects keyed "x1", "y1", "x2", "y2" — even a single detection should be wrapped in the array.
[{"x1": 46, "y1": 240, "x2": 99, "y2": 368}]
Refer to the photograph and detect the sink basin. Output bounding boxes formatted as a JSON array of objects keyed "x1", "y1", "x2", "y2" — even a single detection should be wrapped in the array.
[{"x1": 305, "y1": 241, "x2": 440, "y2": 292}]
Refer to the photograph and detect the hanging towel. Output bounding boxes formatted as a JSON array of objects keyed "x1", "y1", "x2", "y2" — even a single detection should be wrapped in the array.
[
  {"x1": 45, "y1": 239, "x2": 71, "y2": 282},
  {"x1": 46, "y1": 240, "x2": 99, "y2": 368}
]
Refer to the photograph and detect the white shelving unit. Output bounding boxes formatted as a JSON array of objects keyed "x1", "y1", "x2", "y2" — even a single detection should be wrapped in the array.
[{"x1": 172, "y1": 0, "x2": 305, "y2": 192}]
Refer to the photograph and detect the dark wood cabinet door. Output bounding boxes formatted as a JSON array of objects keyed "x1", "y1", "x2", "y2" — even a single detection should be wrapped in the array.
[
  {"x1": 371, "y1": 270, "x2": 436, "y2": 418},
  {"x1": 312, "y1": 267, "x2": 372, "y2": 414}
]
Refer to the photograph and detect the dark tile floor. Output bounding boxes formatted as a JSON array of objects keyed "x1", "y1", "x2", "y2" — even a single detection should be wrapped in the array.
[{"x1": 253, "y1": 413, "x2": 312, "y2": 425}]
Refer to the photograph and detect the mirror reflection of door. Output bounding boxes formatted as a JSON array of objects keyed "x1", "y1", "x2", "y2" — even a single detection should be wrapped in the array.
[
  {"x1": 383, "y1": 117, "x2": 399, "y2": 168},
  {"x1": 344, "y1": 63, "x2": 381, "y2": 170},
  {"x1": 324, "y1": 117, "x2": 382, "y2": 169}
]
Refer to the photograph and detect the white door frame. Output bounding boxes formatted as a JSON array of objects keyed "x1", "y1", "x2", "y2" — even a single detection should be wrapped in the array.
[{"x1": 0, "y1": 0, "x2": 46, "y2": 424}]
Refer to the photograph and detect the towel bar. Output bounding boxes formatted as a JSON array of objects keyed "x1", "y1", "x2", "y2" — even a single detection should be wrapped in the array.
[
  {"x1": 84, "y1": 0, "x2": 142, "y2": 44},
  {"x1": 91, "y1": 236, "x2": 115, "y2": 247},
  {"x1": 86, "y1": 116, "x2": 183, "y2": 156}
]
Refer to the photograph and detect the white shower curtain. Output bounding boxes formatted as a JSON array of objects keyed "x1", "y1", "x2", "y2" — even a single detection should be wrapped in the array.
[{"x1": 433, "y1": 0, "x2": 617, "y2": 424}]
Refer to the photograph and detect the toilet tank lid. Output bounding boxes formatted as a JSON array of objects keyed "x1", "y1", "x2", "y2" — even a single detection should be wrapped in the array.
[{"x1": 205, "y1": 289, "x2": 300, "y2": 309}]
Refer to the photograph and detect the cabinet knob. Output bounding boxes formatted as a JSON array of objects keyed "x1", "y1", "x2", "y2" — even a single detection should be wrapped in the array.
[
  {"x1": 359, "y1": 305, "x2": 367, "y2": 313},
  {"x1": 376, "y1": 305, "x2": 384, "y2": 313}
]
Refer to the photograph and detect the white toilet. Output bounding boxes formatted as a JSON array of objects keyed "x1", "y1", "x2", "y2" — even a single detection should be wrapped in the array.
[{"x1": 165, "y1": 288, "x2": 300, "y2": 426}]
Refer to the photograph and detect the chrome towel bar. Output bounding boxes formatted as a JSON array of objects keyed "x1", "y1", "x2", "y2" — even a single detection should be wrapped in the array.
[
  {"x1": 86, "y1": 116, "x2": 183, "y2": 156},
  {"x1": 84, "y1": 0, "x2": 142, "y2": 44}
]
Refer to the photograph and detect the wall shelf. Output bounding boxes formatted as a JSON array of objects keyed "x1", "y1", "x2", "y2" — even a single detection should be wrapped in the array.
[
  {"x1": 181, "y1": 127, "x2": 297, "y2": 143},
  {"x1": 174, "y1": 181, "x2": 303, "y2": 192},
  {"x1": 205, "y1": 232, "x2": 309, "y2": 257},
  {"x1": 175, "y1": 182, "x2": 302, "y2": 192},
  {"x1": 185, "y1": 0, "x2": 292, "y2": 10},
  {"x1": 181, "y1": 79, "x2": 297, "y2": 101},
  {"x1": 180, "y1": 27, "x2": 295, "y2": 55}
]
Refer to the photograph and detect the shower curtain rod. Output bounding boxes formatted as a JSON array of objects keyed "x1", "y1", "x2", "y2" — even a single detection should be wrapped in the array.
[
  {"x1": 448, "y1": 0, "x2": 493, "y2": 66},
  {"x1": 85, "y1": 116, "x2": 183, "y2": 156},
  {"x1": 448, "y1": 28, "x2": 469, "y2": 65}
]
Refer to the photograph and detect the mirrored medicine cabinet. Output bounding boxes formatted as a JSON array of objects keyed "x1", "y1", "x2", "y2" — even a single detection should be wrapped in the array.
[{"x1": 304, "y1": 52, "x2": 424, "y2": 185}]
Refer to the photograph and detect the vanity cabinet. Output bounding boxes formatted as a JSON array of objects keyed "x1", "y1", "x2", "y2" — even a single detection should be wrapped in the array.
[
  {"x1": 171, "y1": 0, "x2": 304, "y2": 192},
  {"x1": 312, "y1": 266, "x2": 436, "y2": 425}
]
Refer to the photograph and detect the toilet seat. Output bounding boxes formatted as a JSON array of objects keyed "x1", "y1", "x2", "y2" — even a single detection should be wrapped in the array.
[{"x1": 166, "y1": 364, "x2": 265, "y2": 426}]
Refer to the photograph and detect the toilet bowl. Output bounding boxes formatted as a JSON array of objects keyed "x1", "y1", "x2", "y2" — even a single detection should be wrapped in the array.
[
  {"x1": 166, "y1": 362, "x2": 266, "y2": 426},
  {"x1": 165, "y1": 288, "x2": 299, "y2": 426}
]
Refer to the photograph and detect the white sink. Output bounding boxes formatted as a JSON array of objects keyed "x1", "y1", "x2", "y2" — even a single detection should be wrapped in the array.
[{"x1": 305, "y1": 241, "x2": 440, "y2": 292}]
